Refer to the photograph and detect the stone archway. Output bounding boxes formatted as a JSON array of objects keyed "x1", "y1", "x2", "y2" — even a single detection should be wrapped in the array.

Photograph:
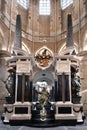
[
  {"x1": 32, "y1": 70, "x2": 55, "y2": 122},
  {"x1": 33, "y1": 70, "x2": 54, "y2": 85},
  {"x1": 32, "y1": 70, "x2": 54, "y2": 102}
]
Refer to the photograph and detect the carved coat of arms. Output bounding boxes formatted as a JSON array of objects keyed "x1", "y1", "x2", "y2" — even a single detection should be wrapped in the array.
[{"x1": 35, "y1": 47, "x2": 53, "y2": 69}]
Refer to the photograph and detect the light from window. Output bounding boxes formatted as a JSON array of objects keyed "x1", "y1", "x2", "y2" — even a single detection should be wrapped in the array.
[
  {"x1": 61, "y1": 0, "x2": 73, "y2": 10},
  {"x1": 17, "y1": 0, "x2": 29, "y2": 10},
  {"x1": 39, "y1": 0, "x2": 50, "y2": 15}
]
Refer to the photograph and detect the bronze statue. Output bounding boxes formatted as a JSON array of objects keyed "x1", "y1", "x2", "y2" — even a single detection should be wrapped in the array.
[{"x1": 71, "y1": 66, "x2": 81, "y2": 103}]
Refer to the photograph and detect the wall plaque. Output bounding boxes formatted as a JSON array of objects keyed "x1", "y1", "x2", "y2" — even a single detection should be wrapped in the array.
[
  {"x1": 55, "y1": 60, "x2": 70, "y2": 73},
  {"x1": 16, "y1": 61, "x2": 32, "y2": 74}
]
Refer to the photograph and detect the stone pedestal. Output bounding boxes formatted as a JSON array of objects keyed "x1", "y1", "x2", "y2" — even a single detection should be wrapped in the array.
[{"x1": 55, "y1": 102, "x2": 76, "y2": 120}]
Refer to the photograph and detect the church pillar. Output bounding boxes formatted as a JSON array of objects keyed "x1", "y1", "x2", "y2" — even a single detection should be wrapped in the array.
[
  {"x1": 80, "y1": 55, "x2": 87, "y2": 102},
  {"x1": 0, "y1": 58, "x2": 7, "y2": 81},
  {"x1": 62, "y1": 73, "x2": 66, "y2": 103},
  {"x1": 22, "y1": 74, "x2": 25, "y2": 103}
]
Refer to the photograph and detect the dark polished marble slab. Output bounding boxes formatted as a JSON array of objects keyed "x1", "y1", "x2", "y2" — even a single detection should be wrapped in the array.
[{"x1": 0, "y1": 115, "x2": 87, "y2": 130}]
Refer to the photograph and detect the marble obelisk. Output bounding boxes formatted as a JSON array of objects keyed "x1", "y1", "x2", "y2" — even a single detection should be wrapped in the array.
[
  {"x1": 14, "y1": 14, "x2": 22, "y2": 49},
  {"x1": 66, "y1": 14, "x2": 74, "y2": 47}
]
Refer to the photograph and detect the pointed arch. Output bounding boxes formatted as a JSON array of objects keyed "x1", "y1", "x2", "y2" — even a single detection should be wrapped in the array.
[
  {"x1": 83, "y1": 31, "x2": 87, "y2": 51},
  {"x1": 35, "y1": 46, "x2": 53, "y2": 55},
  {"x1": 58, "y1": 42, "x2": 78, "y2": 55},
  {"x1": 22, "y1": 42, "x2": 31, "y2": 54}
]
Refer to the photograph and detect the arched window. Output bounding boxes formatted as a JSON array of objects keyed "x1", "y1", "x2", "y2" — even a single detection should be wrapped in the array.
[
  {"x1": 39, "y1": 0, "x2": 50, "y2": 15},
  {"x1": 61, "y1": 0, "x2": 73, "y2": 10},
  {"x1": 17, "y1": 0, "x2": 29, "y2": 10}
]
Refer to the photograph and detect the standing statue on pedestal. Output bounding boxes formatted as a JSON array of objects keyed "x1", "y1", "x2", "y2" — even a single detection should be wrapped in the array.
[{"x1": 34, "y1": 83, "x2": 50, "y2": 121}]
